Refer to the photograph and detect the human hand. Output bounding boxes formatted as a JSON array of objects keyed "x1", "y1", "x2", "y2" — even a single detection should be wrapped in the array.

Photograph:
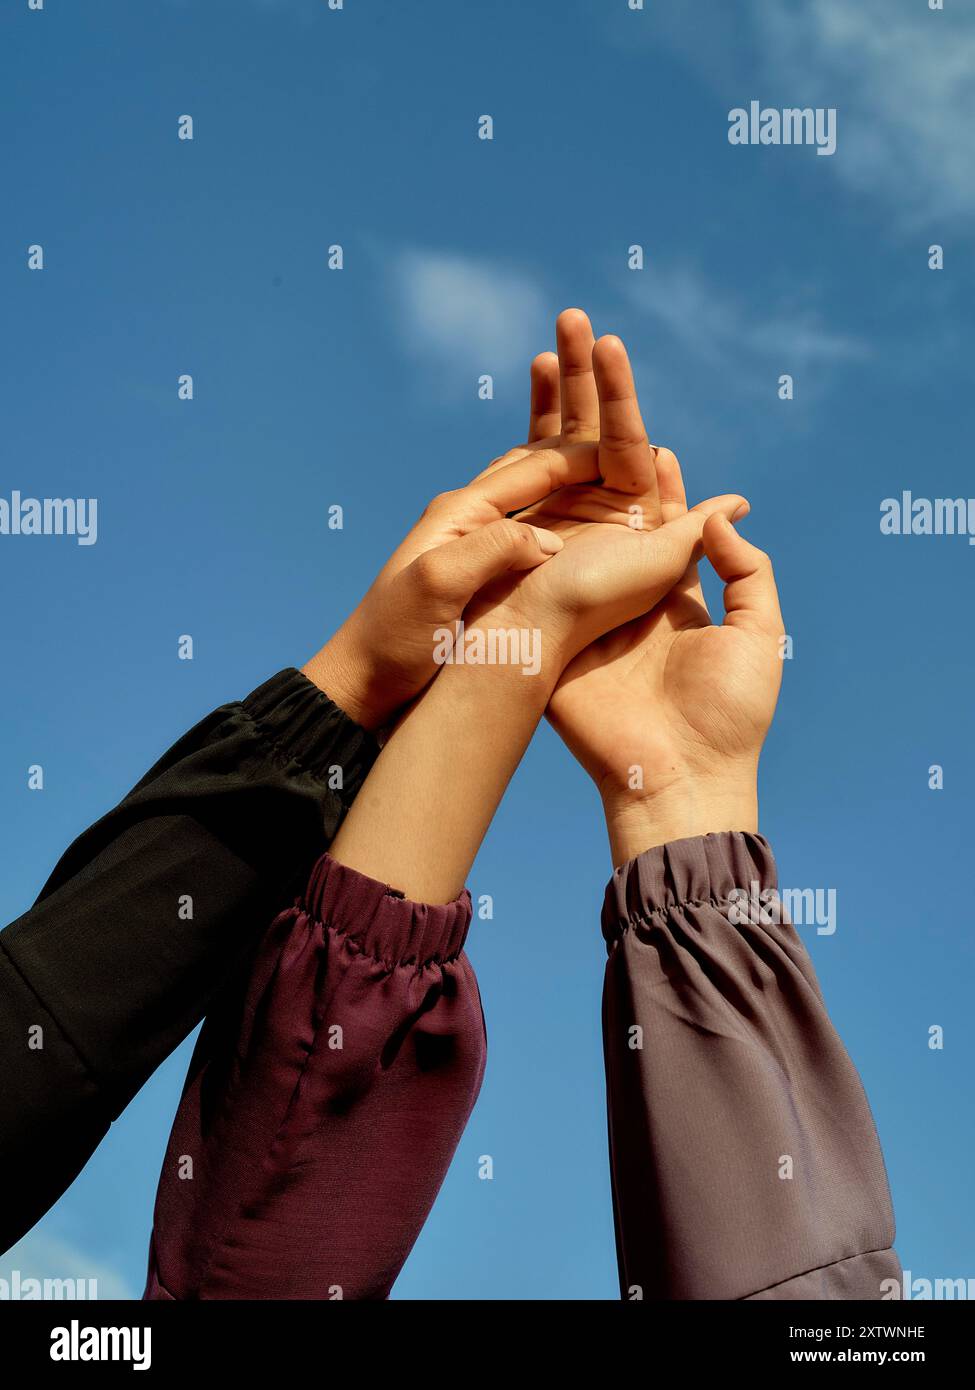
[
  {"x1": 462, "y1": 313, "x2": 748, "y2": 681},
  {"x1": 548, "y1": 440, "x2": 785, "y2": 865},
  {"x1": 302, "y1": 441, "x2": 601, "y2": 728}
]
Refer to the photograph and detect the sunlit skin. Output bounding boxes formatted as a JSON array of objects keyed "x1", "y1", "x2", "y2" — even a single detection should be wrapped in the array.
[
  {"x1": 325, "y1": 310, "x2": 774, "y2": 901},
  {"x1": 532, "y1": 313, "x2": 786, "y2": 864},
  {"x1": 305, "y1": 319, "x2": 744, "y2": 732},
  {"x1": 302, "y1": 440, "x2": 596, "y2": 729}
]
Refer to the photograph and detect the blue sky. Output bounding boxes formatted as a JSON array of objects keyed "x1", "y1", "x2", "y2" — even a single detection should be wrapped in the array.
[{"x1": 1, "y1": 0, "x2": 972, "y2": 1299}]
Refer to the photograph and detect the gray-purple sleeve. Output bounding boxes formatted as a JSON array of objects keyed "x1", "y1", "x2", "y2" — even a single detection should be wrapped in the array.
[{"x1": 601, "y1": 830, "x2": 900, "y2": 1300}]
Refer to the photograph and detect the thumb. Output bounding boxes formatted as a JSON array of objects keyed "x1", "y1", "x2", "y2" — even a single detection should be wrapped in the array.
[
  {"x1": 651, "y1": 493, "x2": 749, "y2": 576},
  {"x1": 689, "y1": 493, "x2": 751, "y2": 524},
  {"x1": 408, "y1": 518, "x2": 562, "y2": 607},
  {"x1": 702, "y1": 512, "x2": 784, "y2": 636},
  {"x1": 620, "y1": 494, "x2": 749, "y2": 620}
]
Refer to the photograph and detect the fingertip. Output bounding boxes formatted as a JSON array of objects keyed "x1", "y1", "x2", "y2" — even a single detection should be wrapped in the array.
[
  {"x1": 531, "y1": 351, "x2": 559, "y2": 375},
  {"x1": 557, "y1": 307, "x2": 591, "y2": 332},
  {"x1": 702, "y1": 510, "x2": 735, "y2": 543},
  {"x1": 527, "y1": 524, "x2": 563, "y2": 555},
  {"x1": 693, "y1": 494, "x2": 746, "y2": 520},
  {"x1": 593, "y1": 333, "x2": 626, "y2": 358}
]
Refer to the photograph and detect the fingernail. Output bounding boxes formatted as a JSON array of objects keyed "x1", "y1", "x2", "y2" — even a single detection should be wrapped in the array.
[
  {"x1": 732, "y1": 500, "x2": 750, "y2": 521},
  {"x1": 529, "y1": 525, "x2": 563, "y2": 554}
]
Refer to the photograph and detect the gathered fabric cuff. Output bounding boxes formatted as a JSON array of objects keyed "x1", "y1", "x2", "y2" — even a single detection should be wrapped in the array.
[
  {"x1": 243, "y1": 668, "x2": 379, "y2": 801},
  {"x1": 301, "y1": 853, "x2": 472, "y2": 970},
  {"x1": 599, "y1": 829, "x2": 899, "y2": 1300},
  {"x1": 601, "y1": 830, "x2": 776, "y2": 946},
  {"x1": 143, "y1": 860, "x2": 484, "y2": 1300}
]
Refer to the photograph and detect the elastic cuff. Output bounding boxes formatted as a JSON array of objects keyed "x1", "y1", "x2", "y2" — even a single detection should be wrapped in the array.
[
  {"x1": 243, "y1": 668, "x2": 379, "y2": 800},
  {"x1": 301, "y1": 853, "x2": 472, "y2": 969},
  {"x1": 601, "y1": 830, "x2": 777, "y2": 945}
]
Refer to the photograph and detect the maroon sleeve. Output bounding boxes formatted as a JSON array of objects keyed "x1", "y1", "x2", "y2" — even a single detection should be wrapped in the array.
[
  {"x1": 601, "y1": 830, "x2": 900, "y2": 1301},
  {"x1": 143, "y1": 854, "x2": 486, "y2": 1300}
]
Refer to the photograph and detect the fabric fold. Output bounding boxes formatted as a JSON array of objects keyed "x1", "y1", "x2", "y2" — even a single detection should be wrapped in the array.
[
  {"x1": 144, "y1": 854, "x2": 486, "y2": 1301},
  {"x1": 0, "y1": 669, "x2": 375, "y2": 1255},
  {"x1": 303, "y1": 852, "x2": 472, "y2": 968},
  {"x1": 243, "y1": 667, "x2": 378, "y2": 796},
  {"x1": 600, "y1": 829, "x2": 900, "y2": 1301},
  {"x1": 602, "y1": 829, "x2": 777, "y2": 944}
]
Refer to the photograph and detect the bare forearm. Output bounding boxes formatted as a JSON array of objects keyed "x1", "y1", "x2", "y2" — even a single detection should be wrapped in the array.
[{"x1": 329, "y1": 643, "x2": 558, "y2": 902}]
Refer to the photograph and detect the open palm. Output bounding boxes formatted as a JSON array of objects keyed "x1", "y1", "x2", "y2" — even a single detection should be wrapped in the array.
[
  {"x1": 549, "y1": 526, "x2": 784, "y2": 800},
  {"x1": 516, "y1": 311, "x2": 784, "y2": 802}
]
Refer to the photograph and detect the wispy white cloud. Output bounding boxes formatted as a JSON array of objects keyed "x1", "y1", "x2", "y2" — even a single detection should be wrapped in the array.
[
  {"x1": 386, "y1": 243, "x2": 861, "y2": 433},
  {"x1": 758, "y1": 0, "x2": 975, "y2": 224},
  {"x1": 381, "y1": 246, "x2": 862, "y2": 486},
  {"x1": 624, "y1": 260, "x2": 866, "y2": 384},
  {"x1": 630, "y1": 0, "x2": 974, "y2": 227},
  {"x1": 390, "y1": 248, "x2": 549, "y2": 384},
  {"x1": 0, "y1": 1231, "x2": 133, "y2": 1300}
]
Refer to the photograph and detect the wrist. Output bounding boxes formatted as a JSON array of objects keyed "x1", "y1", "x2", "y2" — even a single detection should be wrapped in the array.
[
  {"x1": 461, "y1": 566, "x2": 583, "y2": 677},
  {"x1": 301, "y1": 628, "x2": 388, "y2": 732},
  {"x1": 330, "y1": 627, "x2": 555, "y2": 904},
  {"x1": 432, "y1": 629, "x2": 560, "y2": 721},
  {"x1": 601, "y1": 771, "x2": 759, "y2": 869},
  {"x1": 433, "y1": 603, "x2": 570, "y2": 695}
]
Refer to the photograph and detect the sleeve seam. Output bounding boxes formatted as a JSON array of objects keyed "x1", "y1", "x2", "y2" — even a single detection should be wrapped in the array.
[
  {"x1": 0, "y1": 938, "x2": 102, "y2": 1092},
  {"x1": 739, "y1": 1245, "x2": 896, "y2": 1300}
]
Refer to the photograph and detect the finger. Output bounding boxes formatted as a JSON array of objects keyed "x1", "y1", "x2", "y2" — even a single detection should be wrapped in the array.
[
  {"x1": 652, "y1": 446, "x2": 688, "y2": 521},
  {"x1": 593, "y1": 335, "x2": 659, "y2": 503},
  {"x1": 613, "y1": 496, "x2": 750, "y2": 625},
  {"x1": 469, "y1": 435, "x2": 560, "y2": 484},
  {"x1": 652, "y1": 494, "x2": 747, "y2": 563},
  {"x1": 556, "y1": 308, "x2": 599, "y2": 441},
  {"x1": 464, "y1": 441, "x2": 600, "y2": 515},
  {"x1": 528, "y1": 353, "x2": 561, "y2": 442},
  {"x1": 702, "y1": 514, "x2": 784, "y2": 637},
  {"x1": 410, "y1": 518, "x2": 562, "y2": 607},
  {"x1": 651, "y1": 445, "x2": 707, "y2": 608},
  {"x1": 690, "y1": 494, "x2": 750, "y2": 522}
]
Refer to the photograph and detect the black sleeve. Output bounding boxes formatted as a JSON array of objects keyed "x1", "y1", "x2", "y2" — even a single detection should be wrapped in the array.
[{"x1": 0, "y1": 667, "x2": 378, "y2": 1253}]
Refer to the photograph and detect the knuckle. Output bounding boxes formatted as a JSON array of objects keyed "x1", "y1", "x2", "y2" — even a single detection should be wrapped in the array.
[
  {"x1": 410, "y1": 549, "x2": 448, "y2": 596},
  {"x1": 494, "y1": 517, "x2": 525, "y2": 548},
  {"x1": 423, "y1": 489, "x2": 460, "y2": 518},
  {"x1": 560, "y1": 417, "x2": 598, "y2": 440},
  {"x1": 602, "y1": 430, "x2": 649, "y2": 454}
]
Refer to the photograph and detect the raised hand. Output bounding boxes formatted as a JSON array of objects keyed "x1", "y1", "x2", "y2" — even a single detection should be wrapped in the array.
[
  {"x1": 536, "y1": 332, "x2": 785, "y2": 863},
  {"x1": 463, "y1": 313, "x2": 747, "y2": 674},
  {"x1": 302, "y1": 440, "x2": 601, "y2": 728},
  {"x1": 326, "y1": 312, "x2": 748, "y2": 904}
]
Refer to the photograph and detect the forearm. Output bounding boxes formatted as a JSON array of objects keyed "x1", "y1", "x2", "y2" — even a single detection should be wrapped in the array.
[
  {"x1": 329, "y1": 635, "x2": 560, "y2": 903},
  {"x1": 601, "y1": 828, "x2": 899, "y2": 1300}
]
